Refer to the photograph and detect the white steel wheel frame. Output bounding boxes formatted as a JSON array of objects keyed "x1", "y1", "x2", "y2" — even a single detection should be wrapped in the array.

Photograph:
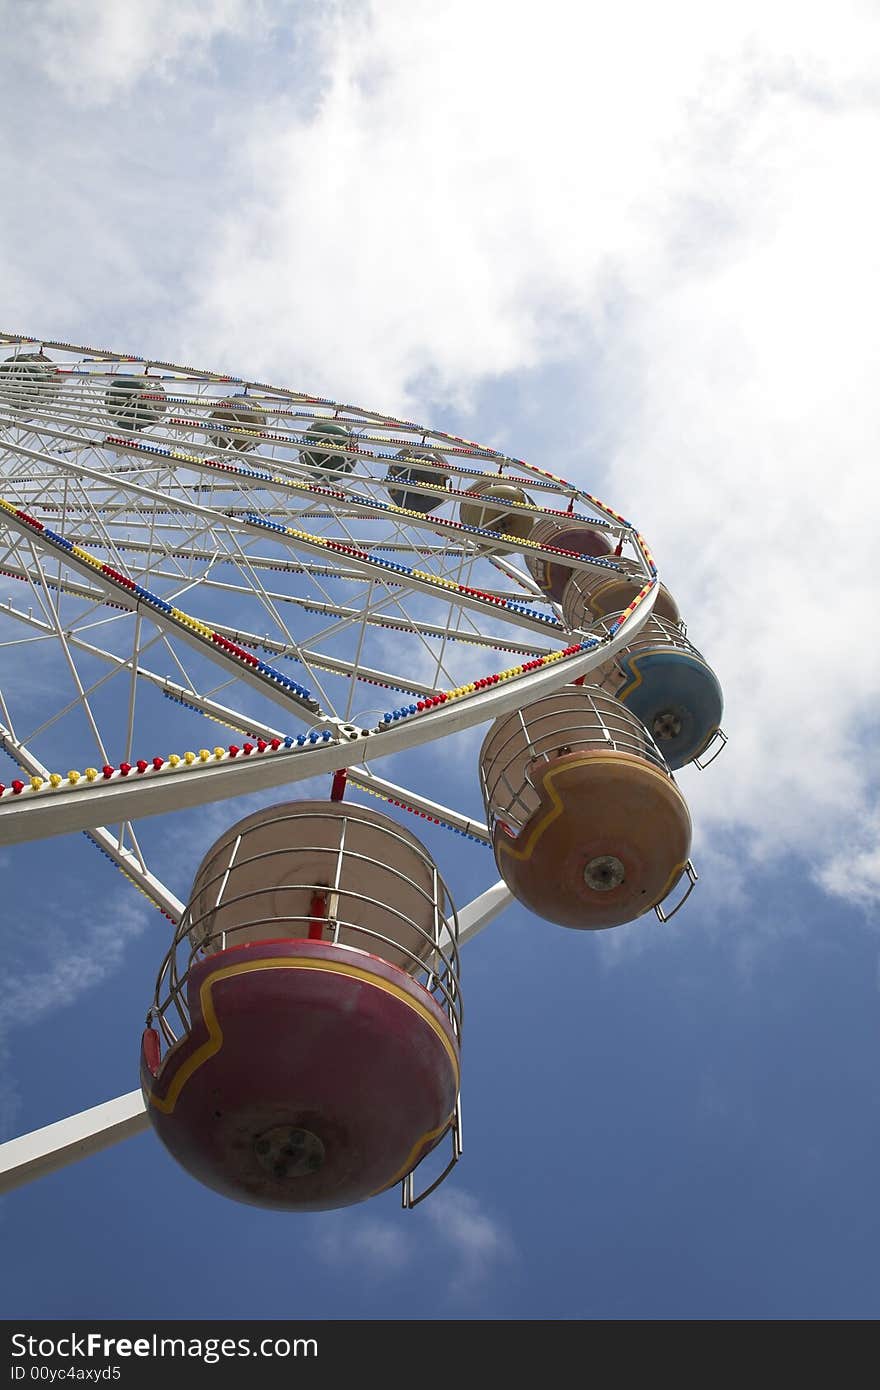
[{"x1": 0, "y1": 333, "x2": 661, "y2": 1194}]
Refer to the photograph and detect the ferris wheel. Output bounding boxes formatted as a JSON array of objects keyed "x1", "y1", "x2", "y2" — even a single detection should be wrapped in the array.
[{"x1": 0, "y1": 333, "x2": 725, "y2": 1211}]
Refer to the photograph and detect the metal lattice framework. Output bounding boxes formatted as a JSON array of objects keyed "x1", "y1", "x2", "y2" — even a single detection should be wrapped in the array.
[{"x1": 0, "y1": 332, "x2": 662, "y2": 1193}]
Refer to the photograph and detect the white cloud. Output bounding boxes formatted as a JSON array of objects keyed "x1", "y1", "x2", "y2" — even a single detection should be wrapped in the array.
[
  {"x1": 17, "y1": 0, "x2": 264, "y2": 106},
  {"x1": 179, "y1": 0, "x2": 686, "y2": 405},
  {"x1": 0, "y1": 889, "x2": 150, "y2": 1139},
  {"x1": 0, "y1": 893, "x2": 149, "y2": 1031},
  {"x1": 176, "y1": 2, "x2": 880, "y2": 406},
  {"x1": 597, "y1": 62, "x2": 880, "y2": 901},
  {"x1": 817, "y1": 812, "x2": 880, "y2": 910},
  {"x1": 423, "y1": 1186, "x2": 515, "y2": 1290},
  {"x1": 312, "y1": 1213, "x2": 413, "y2": 1275},
  {"x1": 312, "y1": 1185, "x2": 514, "y2": 1292}
]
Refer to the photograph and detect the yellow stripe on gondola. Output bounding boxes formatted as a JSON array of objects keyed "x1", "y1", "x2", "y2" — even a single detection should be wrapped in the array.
[
  {"x1": 615, "y1": 654, "x2": 646, "y2": 702},
  {"x1": 147, "y1": 952, "x2": 460, "y2": 1115},
  {"x1": 370, "y1": 1113, "x2": 458, "y2": 1197},
  {"x1": 496, "y1": 751, "x2": 675, "y2": 866}
]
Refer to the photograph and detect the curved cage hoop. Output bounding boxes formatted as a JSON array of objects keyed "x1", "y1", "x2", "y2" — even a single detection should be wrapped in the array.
[
  {"x1": 693, "y1": 726, "x2": 728, "y2": 769},
  {"x1": 402, "y1": 1101, "x2": 464, "y2": 1209},
  {"x1": 654, "y1": 858, "x2": 699, "y2": 922}
]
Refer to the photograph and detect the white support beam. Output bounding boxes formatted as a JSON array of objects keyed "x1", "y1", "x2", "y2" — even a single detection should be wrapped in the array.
[
  {"x1": 351, "y1": 768, "x2": 490, "y2": 843},
  {"x1": 452, "y1": 879, "x2": 514, "y2": 947},
  {"x1": 0, "y1": 1091, "x2": 149, "y2": 1194}
]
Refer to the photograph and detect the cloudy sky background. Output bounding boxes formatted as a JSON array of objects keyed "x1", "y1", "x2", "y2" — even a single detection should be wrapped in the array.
[{"x1": 1, "y1": 0, "x2": 879, "y2": 1319}]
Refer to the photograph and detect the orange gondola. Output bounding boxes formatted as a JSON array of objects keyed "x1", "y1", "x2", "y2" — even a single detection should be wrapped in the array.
[{"x1": 479, "y1": 687, "x2": 691, "y2": 928}]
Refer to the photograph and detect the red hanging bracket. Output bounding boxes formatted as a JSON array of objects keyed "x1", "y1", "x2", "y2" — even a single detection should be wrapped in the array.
[
  {"x1": 330, "y1": 768, "x2": 348, "y2": 802},
  {"x1": 308, "y1": 890, "x2": 328, "y2": 940},
  {"x1": 141, "y1": 1027, "x2": 162, "y2": 1078}
]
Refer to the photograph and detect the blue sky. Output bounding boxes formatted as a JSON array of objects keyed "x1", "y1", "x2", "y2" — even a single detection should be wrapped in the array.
[{"x1": 1, "y1": 0, "x2": 879, "y2": 1320}]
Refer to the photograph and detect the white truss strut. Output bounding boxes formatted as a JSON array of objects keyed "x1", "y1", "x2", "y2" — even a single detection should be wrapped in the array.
[{"x1": 0, "y1": 1093, "x2": 151, "y2": 1194}]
